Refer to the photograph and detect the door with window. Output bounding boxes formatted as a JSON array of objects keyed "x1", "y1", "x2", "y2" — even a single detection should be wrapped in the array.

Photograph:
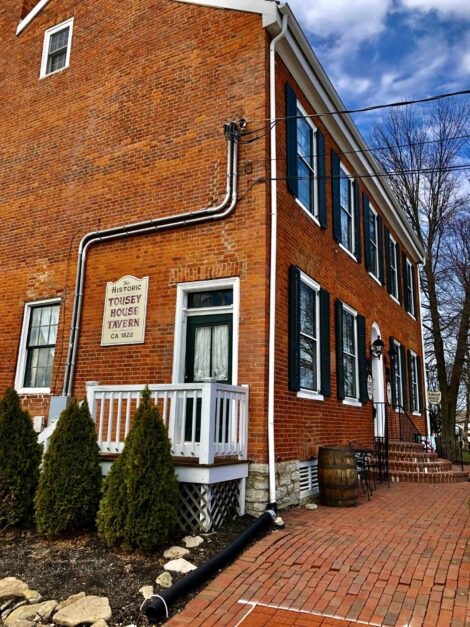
[{"x1": 182, "y1": 289, "x2": 233, "y2": 444}]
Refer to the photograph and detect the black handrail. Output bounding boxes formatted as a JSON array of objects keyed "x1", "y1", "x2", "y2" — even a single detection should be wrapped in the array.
[{"x1": 434, "y1": 434, "x2": 464, "y2": 471}]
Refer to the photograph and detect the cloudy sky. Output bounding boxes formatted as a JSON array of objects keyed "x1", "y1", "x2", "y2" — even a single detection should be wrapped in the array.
[{"x1": 288, "y1": 0, "x2": 470, "y2": 137}]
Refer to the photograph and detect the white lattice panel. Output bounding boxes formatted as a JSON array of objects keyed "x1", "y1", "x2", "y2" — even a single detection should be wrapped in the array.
[{"x1": 178, "y1": 480, "x2": 241, "y2": 532}]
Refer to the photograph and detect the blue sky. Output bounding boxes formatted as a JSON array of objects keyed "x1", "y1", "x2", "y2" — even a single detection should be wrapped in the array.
[{"x1": 289, "y1": 0, "x2": 470, "y2": 138}]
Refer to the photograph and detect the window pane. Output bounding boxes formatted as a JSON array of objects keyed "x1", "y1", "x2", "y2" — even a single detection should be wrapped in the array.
[
  {"x1": 340, "y1": 174, "x2": 350, "y2": 211},
  {"x1": 300, "y1": 335, "x2": 317, "y2": 391},
  {"x1": 48, "y1": 51, "x2": 67, "y2": 73},
  {"x1": 297, "y1": 118, "x2": 312, "y2": 166},
  {"x1": 343, "y1": 311, "x2": 355, "y2": 355},
  {"x1": 297, "y1": 159, "x2": 313, "y2": 211},
  {"x1": 300, "y1": 283, "x2": 315, "y2": 337},
  {"x1": 341, "y1": 209, "x2": 352, "y2": 250},
  {"x1": 188, "y1": 289, "x2": 233, "y2": 309},
  {"x1": 344, "y1": 355, "x2": 356, "y2": 398},
  {"x1": 49, "y1": 28, "x2": 69, "y2": 53},
  {"x1": 212, "y1": 325, "x2": 229, "y2": 381},
  {"x1": 24, "y1": 304, "x2": 59, "y2": 388}
]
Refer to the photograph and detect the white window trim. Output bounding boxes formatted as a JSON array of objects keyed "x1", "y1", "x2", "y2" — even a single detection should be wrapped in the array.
[
  {"x1": 368, "y1": 271, "x2": 382, "y2": 287},
  {"x1": 297, "y1": 271, "x2": 322, "y2": 398},
  {"x1": 295, "y1": 197, "x2": 321, "y2": 227},
  {"x1": 172, "y1": 277, "x2": 240, "y2": 385},
  {"x1": 15, "y1": 297, "x2": 61, "y2": 395},
  {"x1": 389, "y1": 235, "x2": 399, "y2": 301},
  {"x1": 406, "y1": 258, "x2": 416, "y2": 318},
  {"x1": 296, "y1": 101, "x2": 319, "y2": 220},
  {"x1": 342, "y1": 302, "x2": 360, "y2": 404},
  {"x1": 369, "y1": 205, "x2": 381, "y2": 280},
  {"x1": 40, "y1": 18, "x2": 74, "y2": 79},
  {"x1": 409, "y1": 349, "x2": 421, "y2": 415},
  {"x1": 339, "y1": 163, "x2": 356, "y2": 257},
  {"x1": 394, "y1": 339, "x2": 403, "y2": 408}
]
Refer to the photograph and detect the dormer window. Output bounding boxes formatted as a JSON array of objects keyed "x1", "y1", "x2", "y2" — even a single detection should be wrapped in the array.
[{"x1": 40, "y1": 18, "x2": 74, "y2": 78}]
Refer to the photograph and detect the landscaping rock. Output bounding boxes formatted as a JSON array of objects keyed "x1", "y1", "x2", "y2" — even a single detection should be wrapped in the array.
[
  {"x1": 2, "y1": 600, "x2": 27, "y2": 622},
  {"x1": 90, "y1": 620, "x2": 109, "y2": 627},
  {"x1": 53, "y1": 596, "x2": 111, "y2": 626},
  {"x1": 155, "y1": 572, "x2": 172, "y2": 589},
  {"x1": 305, "y1": 503, "x2": 318, "y2": 511},
  {"x1": 163, "y1": 559, "x2": 197, "y2": 574},
  {"x1": 55, "y1": 593, "x2": 86, "y2": 612},
  {"x1": 138, "y1": 586, "x2": 153, "y2": 600},
  {"x1": 5, "y1": 600, "x2": 57, "y2": 626},
  {"x1": 163, "y1": 546, "x2": 189, "y2": 559},
  {"x1": 3, "y1": 619, "x2": 35, "y2": 627},
  {"x1": 182, "y1": 536, "x2": 204, "y2": 549},
  {"x1": 0, "y1": 579, "x2": 40, "y2": 603}
]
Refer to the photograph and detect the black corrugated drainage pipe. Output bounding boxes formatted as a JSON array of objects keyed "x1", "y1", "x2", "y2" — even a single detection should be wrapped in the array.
[{"x1": 142, "y1": 509, "x2": 280, "y2": 623}]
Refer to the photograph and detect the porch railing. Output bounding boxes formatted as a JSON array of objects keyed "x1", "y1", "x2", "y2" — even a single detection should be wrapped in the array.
[{"x1": 85, "y1": 381, "x2": 249, "y2": 465}]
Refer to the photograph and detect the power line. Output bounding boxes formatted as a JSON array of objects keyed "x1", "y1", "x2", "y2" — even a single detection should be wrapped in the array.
[
  {"x1": 241, "y1": 133, "x2": 470, "y2": 164},
  {"x1": 246, "y1": 89, "x2": 470, "y2": 126}
]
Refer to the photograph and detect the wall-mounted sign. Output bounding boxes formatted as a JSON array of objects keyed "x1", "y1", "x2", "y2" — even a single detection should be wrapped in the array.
[
  {"x1": 367, "y1": 375, "x2": 373, "y2": 401},
  {"x1": 428, "y1": 391, "x2": 441, "y2": 406},
  {"x1": 101, "y1": 275, "x2": 149, "y2": 346}
]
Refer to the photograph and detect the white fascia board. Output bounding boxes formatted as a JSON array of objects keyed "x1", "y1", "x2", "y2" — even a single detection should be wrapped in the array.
[
  {"x1": 271, "y1": 5, "x2": 424, "y2": 264},
  {"x1": 17, "y1": 0, "x2": 52, "y2": 35},
  {"x1": 173, "y1": 0, "x2": 279, "y2": 26}
]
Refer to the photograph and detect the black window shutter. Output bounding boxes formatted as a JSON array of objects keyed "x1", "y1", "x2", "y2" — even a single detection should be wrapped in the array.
[
  {"x1": 400, "y1": 343, "x2": 407, "y2": 410},
  {"x1": 335, "y1": 299, "x2": 345, "y2": 400},
  {"x1": 416, "y1": 355, "x2": 423, "y2": 413},
  {"x1": 288, "y1": 265, "x2": 301, "y2": 391},
  {"x1": 353, "y1": 182, "x2": 362, "y2": 262},
  {"x1": 285, "y1": 82, "x2": 298, "y2": 198},
  {"x1": 396, "y1": 245, "x2": 403, "y2": 304},
  {"x1": 377, "y1": 215, "x2": 385, "y2": 285},
  {"x1": 357, "y1": 314, "x2": 368, "y2": 403},
  {"x1": 363, "y1": 194, "x2": 371, "y2": 272},
  {"x1": 390, "y1": 336, "x2": 397, "y2": 405},
  {"x1": 384, "y1": 227, "x2": 392, "y2": 294},
  {"x1": 402, "y1": 253, "x2": 410, "y2": 312},
  {"x1": 407, "y1": 349, "x2": 413, "y2": 411},
  {"x1": 331, "y1": 150, "x2": 342, "y2": 243},
  {"x1": 319, "y1": 288, "x2": 331, "y2": 396},
  {"x1": 317, "y1": 130, "x2": 327, "y2": 228}
]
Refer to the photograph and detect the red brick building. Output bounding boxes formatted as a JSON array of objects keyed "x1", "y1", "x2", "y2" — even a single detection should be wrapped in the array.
[{"x1": 1, "y1": 0, "x2": 427, "y2": 527}]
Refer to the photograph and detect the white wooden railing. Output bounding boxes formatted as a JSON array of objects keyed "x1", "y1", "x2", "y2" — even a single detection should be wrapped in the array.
[{"x1": 85, "y1": 381, "x2": 249, "y2": 465}]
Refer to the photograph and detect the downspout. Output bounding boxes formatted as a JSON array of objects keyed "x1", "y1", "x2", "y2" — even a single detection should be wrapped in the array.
[
  {"x1": 417, "y1": 266, "x2": 431, "y2": 436},
  {"x1": 62, "y1": 125, "x2": 239, "y2": 396},
  {"x1": 267, "y1": 10, "x2": 288, "y2": 509}
]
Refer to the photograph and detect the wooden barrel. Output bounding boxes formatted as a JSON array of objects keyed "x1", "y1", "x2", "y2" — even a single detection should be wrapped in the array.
[{"x1": 318, "y1": 446, "x2": 358, "y2": 507}]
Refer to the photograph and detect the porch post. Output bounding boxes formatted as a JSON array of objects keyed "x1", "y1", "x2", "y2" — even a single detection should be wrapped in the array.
[
  {"x1": 199, "y1": 380, "x2": 217, "y2": 465},
  {"x1": 86, "y1": 381, "x2": 99, "y2": 422}
]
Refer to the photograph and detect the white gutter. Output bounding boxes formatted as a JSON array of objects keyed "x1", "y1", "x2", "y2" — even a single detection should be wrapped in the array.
[
  {"x1": 417, "y1": 269, "x2": 431, "y2": 436},
  {"x1": 267, "y1": 10, "x2": 288, "y2": 508}
]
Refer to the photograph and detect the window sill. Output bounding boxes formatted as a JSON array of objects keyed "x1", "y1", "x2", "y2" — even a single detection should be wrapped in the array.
[
  {"x1": 412, "y1": 411, "x2": 422, "y2": 417},
  {"x1": 407, "y1": 311, "x2": 417, "y2": 321},
  {"x1": 368, "y1": 272, "x2": 382, "y2": 287},
  {"x1": 339, "y1": 243, "x2": 358, "y2": 262},
  {"x1": 297, "y1": 390, "x2": 324, "y2": 402},
  {"x1": 390, "y1": 294, "x2": 401, "y2": 306},
  {"x1": 16, "y1": 388, "x2": 51, "y2": 395},
  {"x1": 343, "y1": 398, "x2": 362, "y2": 408},
  {"x1": 295, "y1": 198, "x2": 321, "y2": 227},
  {"x1": 39, "y1": 65, "x2": 70, "y2": 80}
]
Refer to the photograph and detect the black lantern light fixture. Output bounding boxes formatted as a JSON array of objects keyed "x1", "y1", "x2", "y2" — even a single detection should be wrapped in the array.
[{"x1": 370, "y1": 336, "x2": 385, "y2": 358}]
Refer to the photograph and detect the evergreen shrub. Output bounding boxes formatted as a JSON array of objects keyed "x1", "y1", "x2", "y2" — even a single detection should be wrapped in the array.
[
  {"x1": 97, "y1": 387, "x2": 179, "y2": 554},
  {"x1": 0, "y1": 388, "x2": 42, "y2": 529},
  {"x1": 35, "y1": 399, "x2": 102, "y2": 537}
]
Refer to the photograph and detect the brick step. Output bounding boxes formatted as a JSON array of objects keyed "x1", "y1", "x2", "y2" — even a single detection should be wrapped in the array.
[
  {"x1": 388, "y1": 459, "x2": 453, "y2": 473},
  {"x1": 390, "y1": 470, "x2": 469, "y2": 484},
  {"x1": 388, "y1": 450, "x2": 439, "y2": 463},
  {"x1": 388, "y1": 441, "x2": 427, "y2": 453}
]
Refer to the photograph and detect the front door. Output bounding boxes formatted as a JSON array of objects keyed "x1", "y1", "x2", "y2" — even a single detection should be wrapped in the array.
[{"x1": 184, "y1": 314, "x2": 232, "y2": 442}]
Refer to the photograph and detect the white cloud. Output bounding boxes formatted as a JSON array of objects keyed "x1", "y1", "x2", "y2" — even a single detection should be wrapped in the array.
[
  {"x1": 400, "y1": 0, "x2": 470, "y2": 19},
  {"x1": 288, "y1": 0, "x2": 392, "y2": 50}
]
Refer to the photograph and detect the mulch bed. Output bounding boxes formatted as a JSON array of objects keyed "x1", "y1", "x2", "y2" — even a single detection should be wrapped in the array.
[{"x1": 0, "y1": 515, "x2": 266, "y2": 626}]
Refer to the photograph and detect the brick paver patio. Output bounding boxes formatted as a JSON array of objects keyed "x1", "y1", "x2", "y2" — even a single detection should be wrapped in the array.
[{"x1": 168, "y1": 482, "x2": 470, "y2": 626}]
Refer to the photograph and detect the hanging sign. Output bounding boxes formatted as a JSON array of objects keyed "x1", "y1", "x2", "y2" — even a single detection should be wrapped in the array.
[
  {"x1": 101, "y1": 275, "x2": 149, "y2": 346},
  {"x1": 428, "y1": 391, "x2": 441, "y2": 406}
]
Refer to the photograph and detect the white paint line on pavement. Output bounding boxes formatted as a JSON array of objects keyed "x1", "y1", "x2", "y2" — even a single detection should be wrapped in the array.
[{"x1": 237, "y1": 599, "x2": 381, "y2": 626}]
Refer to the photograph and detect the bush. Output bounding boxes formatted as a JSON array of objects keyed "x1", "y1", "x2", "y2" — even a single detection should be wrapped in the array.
[
  {"x1": 97, "y1": 387, "x2": 179, "y2": 554},
  {"x1": 0, "y1": 388, "x2": 42, "y2": 529},
  {"x1": 35, "y1": 399, "x2": 102, "y2": 538}
]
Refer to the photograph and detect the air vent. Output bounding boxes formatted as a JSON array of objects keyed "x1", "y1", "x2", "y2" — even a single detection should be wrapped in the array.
[{"x1": 299, "y1": 459, "x2": 319, "y2": 498}]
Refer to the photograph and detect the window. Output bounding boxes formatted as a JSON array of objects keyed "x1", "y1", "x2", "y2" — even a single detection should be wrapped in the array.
[
  {"x1": 296, "y1": 105, "x2": 317, "y2": 217},
  {"x1": 16, "y1": 300, "x2": 60, "y2": 392},
  {"x1": 340, "y1": 166, "x2": 355, "y2": 255},
  {"x1": 288, "y1": 267, "x2": 330, "y2": 398},
  {"x1": 40, "y1": 18, "x2": 74, "y2": 79},
  {"x1": 299, "y1": 278, "x2": 320, "y2": 392},
  {"x1": 369, "y1": 207, "x2": 379, "y2": 278},
  {"x1": 404, "y1": 258, "x2": 416, "y2": 317},
  {"x1": 342, "y1": 307, "x2": 358, "y2": 400},
  {"x1": 409, "y1": 351, "x2": 420, "y2": 413},
  {"x1": 335, "y1": 300, "x2": 368, "y2": 405},
  {"x1": 389, "y1": 237, "x2": 399, "y2": 300},
  {"x1": 390, "y1": 338, "x2": 407, "y2": 409}
]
